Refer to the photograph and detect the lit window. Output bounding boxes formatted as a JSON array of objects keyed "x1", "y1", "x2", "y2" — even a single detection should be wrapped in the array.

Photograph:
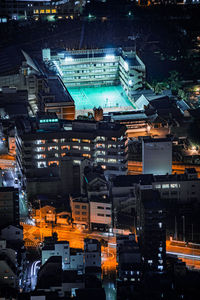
[
  {"x1": 36, "y1": 140, "x2": 45, "y2": 144},
  {"x1": 48, "y1": 146, "x2": 58, "y2": 151},
  {"x1": 37, "y1": 162, "x2": 46, "y2": 168},
  {"x1": 102, "y1": 165, "x2": 106, "y2": 169},
  {"x1": 148, "y1": 260, "x2": 153, "y2": 264},
  {"x1": 131, "y1": 278, "x2": 135, "y2": 281},
  {"x1": 36, "y1": 154, "x2": 46, "y2": 159},
  {"x1": 61, "y1": 145, "x2": 70, "y2": 150},
  {"x1": 162, "y1": 184, "x2": 169, "y2": 189},
  {"x1": 72, "y1": 138, "x2": 80, "y2": 142},
  {"x1": 171, "y1": 183, "x2": 178, "y2": 188},
  {"x1": 52, "y1": 9, "x2": 57, "y2": 13},
  {"x1": 72, "y1": 145, "x2": 81, "y2": 150},
  {"x1": 73, "y1": 160, "x2": 81, "y2": 165},
  {"x1": 82, "y1": 139, "x2": 90, "y2": 143},
  {"x1": 83, "y1": 154, "x2": 91, "y2": 158},
  {"x1": 34, "y1": 9, "x2": 39, "y2": 14},
  {"x1": 158, "y1": 222, "x2": 162, "y2": 228},
  {"x1": 83, "y1": 146, "x2": 90, "y2": 151},
  {"x1": 48, "y1": 161, "x2": 59, "y2": 166},
  {"x1": 35, "y1": 147, "x2": 45, "y2": 152},
  {"x1": 40, "y1": 10, "x2": 45, "y2": 14},
  {"x1": 96, "y1": 158, "x2": 105, "y2": 162},
  {"x1": 155, "y1": 184, "x2": 161, "y2": 189},
  {"x1": 108, "y1": 158, "x2": 117, "y2": 163},
  {"x1": 46, "y1": 9, "x2": 50, "y2": 13}
]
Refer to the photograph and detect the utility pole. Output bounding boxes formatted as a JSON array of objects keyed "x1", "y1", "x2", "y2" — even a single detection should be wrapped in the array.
[
  {"x1": 174, "y1": 215, "x2": 177, "y2": 240},
  {"x1": 191, "y1": 223, "x2": 194, "y2": 242},
  {"x1": 182, "y1": 216, "x2": 185, "y2": 242}
]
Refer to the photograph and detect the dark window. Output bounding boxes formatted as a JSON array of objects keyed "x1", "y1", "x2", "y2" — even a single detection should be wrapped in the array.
[
  {"x1": 82, "y1": 205, "x2": 87, "y2": 209},
  {"x1": 97, "y1": 206, "x2": 104, "y2": 209},
  {"x1": 97, "y1": 213, "x2": 104, "y2": 217}
]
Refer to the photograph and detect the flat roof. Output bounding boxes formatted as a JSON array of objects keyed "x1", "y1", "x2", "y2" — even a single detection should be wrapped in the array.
[{"x1": 41, "y1": 76, "x2": 74, "y2": 104}]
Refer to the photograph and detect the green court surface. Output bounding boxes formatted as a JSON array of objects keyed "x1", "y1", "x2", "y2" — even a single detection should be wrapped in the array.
[{"x1": 67, "y1": 86, "x2": 135, "y2": 110}]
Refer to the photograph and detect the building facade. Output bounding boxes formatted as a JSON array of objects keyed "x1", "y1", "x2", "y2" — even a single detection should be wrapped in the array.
[
  {"x1": 43, "y1": 47, "x2": 146, "y2": 101},
  {"x1": 15, "y1": 115, "x2": 128, "y2": 186}
]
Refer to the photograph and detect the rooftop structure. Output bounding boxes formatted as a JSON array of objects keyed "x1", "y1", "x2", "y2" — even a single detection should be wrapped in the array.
[{"x1": 142, "y1": 137, "x2": 172, "y2": 175}]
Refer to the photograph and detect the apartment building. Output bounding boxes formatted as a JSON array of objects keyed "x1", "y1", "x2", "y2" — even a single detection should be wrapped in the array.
[
  {"x1": 15, "y1": 114, "x2": 128, "y2": 183},
  {"x1": 90, "y1": 197, "x2": 112, "y2": 231},
  {"x1": 136, "y1": 189, "x2": 166, "y2": 273},
  {"x1": 70, "y1": 196, "x2": 90, "y2": 229}
]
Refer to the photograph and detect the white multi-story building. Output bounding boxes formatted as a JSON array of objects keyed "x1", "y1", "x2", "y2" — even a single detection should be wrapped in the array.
[
  {"x1": 90, "y1": 199, "x2": 112, "y2": 231},
  {"x1": 15, "y1": 115, "x2": 128, "y2": 183},
  {"x1": 43, "y1": 47, "x2": 146, "y2": 101},
  {"x1": 42, "y1": 241, "x2": 70, "y2": 270}
]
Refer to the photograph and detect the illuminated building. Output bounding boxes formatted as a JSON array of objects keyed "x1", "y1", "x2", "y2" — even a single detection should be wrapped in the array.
[
  {"x1": 0, "y1": 0, "x2": 84, "y2": 21},
  {"x1": 43, "y1": 47, "x2": 146, "y2": 104},
  {"x1": 15, "y1": 114, "x2": 127, "y2": 199},
  {"x1": 89, "y1": 197, "x2": 112, "y2": 231},
  {"x1": 142, "y1": 137, "x2": 172, "y2": 175},
  {"x1": 136, "y1": 189, "x2": 166, "y2": 273},
  {"x1": 15, "y1": 114, "x2": 128, "y2": 184}
]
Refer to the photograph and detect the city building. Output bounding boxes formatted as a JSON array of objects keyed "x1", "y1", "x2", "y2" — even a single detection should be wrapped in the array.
[
  {"x1": 117, "y1": 234, "x2": 141, "y2": 281},
  {"x1": 136, "y1": 189, "x2": 166, "y2": 273},
  {"x1": 0, "y1": 87, "x2": 29, "y2": 119},
  {"x1": 0, "y1": 240, "x2": 18, "y2": 289},
  {"x1": 89, "y1": 196, "x2": 112, "y2": 231},
  {"x1": 0, "y1": 187, "x2": 19, "y2": 229},
  {"x1": 43, "y1": 47, "x2": 146, "y2": 102},
  {"x1": 37, "y1": 75, "x2": 75, "y2": 120},
  {"x1": 84, "y1": 238, "x2": 101, "y2": 276},
  {"x1": 42, "y1": 240, "x2": 70, "y2": 271},
  {"x1": 0, "y1": 0, "x2": 85, "y2": 21},
  {"x1": 70, "y1": 196, "x2": 90, "y2": 229},
  {"x1": 0, "y1": 225, "x2": 23, "y2": 241},
  {"x1": 15, "y1": 115, "x2": 128, "y2": 195},
  {"x1": 142, "y1": 137, "x2": 172, "y2": 175}
]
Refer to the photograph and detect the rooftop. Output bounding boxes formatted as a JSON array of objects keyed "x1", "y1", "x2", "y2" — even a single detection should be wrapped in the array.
[{"x1": 41, "y1": 75, "x2": 74, "y2": 104}]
